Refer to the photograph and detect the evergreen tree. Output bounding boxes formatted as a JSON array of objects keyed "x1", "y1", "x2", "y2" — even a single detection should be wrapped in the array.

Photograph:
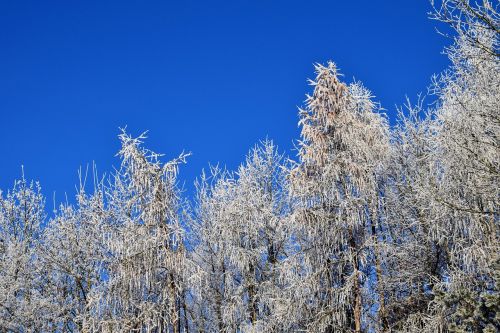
[{"x1": 289, "y1": 62, "x2": 389, "y2": 332}]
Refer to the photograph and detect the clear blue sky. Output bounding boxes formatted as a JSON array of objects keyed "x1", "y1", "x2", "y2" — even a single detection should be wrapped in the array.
[{"x1": 0, "y1": 0, "x2": 450, "y2": 203}]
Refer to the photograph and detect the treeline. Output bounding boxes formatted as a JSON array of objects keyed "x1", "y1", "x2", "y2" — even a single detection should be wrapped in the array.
[{"x1": 0, "y1": 1, "x2": 498, "y2": 332}]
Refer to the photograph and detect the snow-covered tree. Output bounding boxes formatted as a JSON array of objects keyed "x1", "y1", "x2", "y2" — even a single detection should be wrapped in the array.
[
  {"x1": 40, "y1": 182, "x2": 109, "y2": 331},
  {"x1": 367, "y1": 2, "x2": 500, "y2": 332},
  {"x1": 191, "y1": 141, "x2": 292, "y2": 332},
  {"x1": 288, "y1": 62, "x2": 390, "y2": 332},
  {"x1": 0, "y1": 174, "x2": 50, "y2": 331},
  {"x1": 381, "y1": 102, "x2": 447, "y2": 331},
  {"x1": 86, "y1": 131, "x2": 190, "y2": 333},
  {"x1": 398, "y1": 1, "x2": 500, "y2": 331}
]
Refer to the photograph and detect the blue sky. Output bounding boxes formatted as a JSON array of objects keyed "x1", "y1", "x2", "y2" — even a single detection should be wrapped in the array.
[{"x1": 0, "y1": 0, "x2": 450, "y2": 204}]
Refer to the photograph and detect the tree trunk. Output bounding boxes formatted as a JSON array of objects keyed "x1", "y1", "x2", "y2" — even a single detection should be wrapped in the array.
[
  {"x1": 371, "y1": 216, "x2": 387, "y2": 331},
  {"x1": 349, "y1": 230, "x2": 362, "y2": 333},
  {"x1": 169, "y1": 273, "x2": 179, "y2": 333},
  {"x1": 248, "y1": 262, "x2": 257, "y2": 324}
]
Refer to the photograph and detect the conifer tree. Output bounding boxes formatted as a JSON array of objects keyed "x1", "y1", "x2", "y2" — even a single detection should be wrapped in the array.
[
  {"x1": 0, "y1": 175, "x2": 49, "y2": 331},
  {"x1": 89, "y1": 131, "x2": 190, "y2": 332},
  {"x1": 191, "y1": 141, "x2": 291, "y2": 332},
  {"x1": 289, "y1": 62, "x2": 389, "y2": 332}
]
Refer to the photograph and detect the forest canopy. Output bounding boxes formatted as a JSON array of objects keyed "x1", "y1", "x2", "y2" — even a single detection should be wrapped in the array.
[{"x1": 0, "y1": 1, "x2": 498, "y2": 332}]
